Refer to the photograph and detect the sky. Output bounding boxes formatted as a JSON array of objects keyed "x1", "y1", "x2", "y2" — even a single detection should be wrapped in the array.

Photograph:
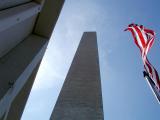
[{"x1": 21, "y1": 0, "x2": 160, "y2": 120}]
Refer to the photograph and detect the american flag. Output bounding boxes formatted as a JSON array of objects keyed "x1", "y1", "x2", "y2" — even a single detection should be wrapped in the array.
[{"x1": 125, "y1": 23, "x2": 160, "y2": 97}]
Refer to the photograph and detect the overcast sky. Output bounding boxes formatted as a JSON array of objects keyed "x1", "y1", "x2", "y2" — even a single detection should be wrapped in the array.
[{"x1": 22, "y1": 0, "x2": 160, "y2": 120}]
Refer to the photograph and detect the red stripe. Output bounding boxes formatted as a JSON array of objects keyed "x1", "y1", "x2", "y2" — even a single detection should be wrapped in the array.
[
  {"x1": 144, "y1": 28, "x2": 155, "y2": 36},
  {"x1": 126, "y1": 24, "x2": 160, "y2": 89},
  {"x1": 145, "y1": 60, "x2": 152, "y2": 75},
  {"x1": 146, "y1": 39, "x2": 154, "y2": 54},
  {"x1": 155, "y1": 69, "x2": 160, "y2": 88},
  {"x1": 133, "y1": 26, "x2": 146, "y2": 48},
  {"x1": 128, "y1": 28, "x2": 142, "y2": 52}
]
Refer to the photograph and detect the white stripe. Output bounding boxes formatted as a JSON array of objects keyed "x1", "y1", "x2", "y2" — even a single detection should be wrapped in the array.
[
  {"x1": 145, "y1": 39, "x2": 154, "y2": 56},
  {"x1": 137, "y1": 26, "x2": 148, "y2": 44},
  {"x1": 142, "y1": 50, "x2": 146, "y2": 62},
  {"x1": 151, "y1": 66, "x2": 157, "y2": 85},
  {"x1": 142, "y1": 39, "x2": 153, "y2": 63},
  {"x1": 128, "y1": 25, "x2": 160, "y2": 90},
  {"x1": 153, "y1": 68, "x2": 160, "y2": 89},
  {"x1": 130, "y1": 27, "x2": 144, "y2": 49},
  {"x1": 144, "y1": 64, "x2": 150, "y2": 75}
]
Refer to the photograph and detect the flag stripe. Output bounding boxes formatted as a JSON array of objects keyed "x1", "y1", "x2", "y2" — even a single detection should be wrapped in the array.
[
  {"x1": 128, "y1": 27, "x2": 142, "y2": 51},
  {"x1": 134, "y1": 26, "x2": 146, "y2": 48},
  {"x1": 126, "y1": 23, "x2": 160, "y2": 90}
]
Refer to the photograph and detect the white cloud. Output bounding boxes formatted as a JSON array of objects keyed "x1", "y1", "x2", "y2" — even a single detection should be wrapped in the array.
[
  {"x1": 22, "y1": 1, "x2": 112, "y2": 119},
  {"x1": 32, "y1": 58, "x2": 63, "y2": 91}
]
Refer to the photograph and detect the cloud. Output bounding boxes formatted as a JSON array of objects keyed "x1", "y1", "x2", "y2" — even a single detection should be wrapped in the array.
[
  {"x1": 32, "y1": 58, "x2": 63, "y2": 91},
  {"x1": 22, "y1": 0, "x2": 113, "y2": 119}
]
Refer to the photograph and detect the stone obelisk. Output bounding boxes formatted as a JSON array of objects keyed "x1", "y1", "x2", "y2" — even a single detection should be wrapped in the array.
[{"x1": 50, "y1": 32, "x2": 104, "y2": 120}]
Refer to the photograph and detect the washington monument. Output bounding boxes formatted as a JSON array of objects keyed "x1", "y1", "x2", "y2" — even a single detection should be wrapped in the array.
[{"x1": 50, "y1": 32, "x2": 104, "y2": 120}]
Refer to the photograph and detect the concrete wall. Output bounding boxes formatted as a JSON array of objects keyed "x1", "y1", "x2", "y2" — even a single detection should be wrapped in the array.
[
  {"x1": 0, "y1": 0, "x2": 32, "y2": 10},
  {"x1": 0, "y1": 35, "x2": 47, "y2": 100},
  {"x1": 5, "y1": 62, "x2": 41, "y2": 120},
  {"x1": 34, "y1": 0, "x2": 64, "y2": 38},
  {"x1": 0, "y1": 16, "x2": 37, "y2": 57},
  {"x1": 0, "y1": 0, "x2": 64, "y2": 119}
]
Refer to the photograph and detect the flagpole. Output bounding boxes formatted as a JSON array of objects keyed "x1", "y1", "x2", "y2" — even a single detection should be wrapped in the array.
[{"x1": 143, "y1": 71, "x2": 160, "y2": 104}]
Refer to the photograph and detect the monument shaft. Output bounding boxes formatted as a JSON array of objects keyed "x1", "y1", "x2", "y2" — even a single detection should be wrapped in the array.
[{"x1": 50, "y1": 32, "x2": 104, "y2": 120}]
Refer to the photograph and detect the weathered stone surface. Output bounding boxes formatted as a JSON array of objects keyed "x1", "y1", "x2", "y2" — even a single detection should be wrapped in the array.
[{"x1": 50, "y1": 32, "x2": 104, "y2": 120}]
